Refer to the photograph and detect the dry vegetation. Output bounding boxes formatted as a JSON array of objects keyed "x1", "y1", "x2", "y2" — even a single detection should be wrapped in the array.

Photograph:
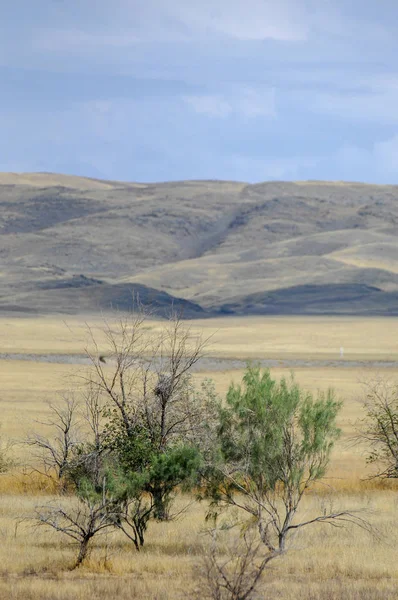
[{"x1": 0, "y1": 315, "x2": 398, "y2": 598}]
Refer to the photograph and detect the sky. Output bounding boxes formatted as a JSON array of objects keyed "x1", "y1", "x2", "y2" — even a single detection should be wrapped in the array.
[{"x1": 1, "y1": 0, "x2": 398, "y2": 183}]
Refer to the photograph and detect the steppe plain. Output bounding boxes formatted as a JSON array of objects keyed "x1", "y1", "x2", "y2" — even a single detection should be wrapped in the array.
[
  {"x1": 1, "y1": 174, "x2": 398, "y2": 598},
  {"x1": 0, "y1": 314, "x2": 398, "y2": 599}
]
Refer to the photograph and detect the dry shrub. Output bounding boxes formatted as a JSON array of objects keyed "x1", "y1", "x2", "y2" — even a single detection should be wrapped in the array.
[{"x1": 197, "y1": 526, "x2": 276, "y2": 600}]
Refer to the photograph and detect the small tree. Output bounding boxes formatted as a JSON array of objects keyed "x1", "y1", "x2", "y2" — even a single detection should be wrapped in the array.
[
  {"x1": 357, "y1": 377, "x2": 398, "y2": 478},
  {"x1": 84, "y1": 310, "x2": 217, "y2": 520},
  {"x1": 200, "y1": 527, "x2": 274, "y2": 600},
  {"x1": 205, "y1": 366, "x2": 367, "y2": 560},
  {"x1": 32, "y1": 310, "x2": 218, "y2": 561},
  {"x1": 26, "y1": 395, "x2": 81, "y2": 482},
  {"x1": 36, "y1": 489, "x2": 115, "y2": 568},
  {"x1": 30, "y1": 386, "x2": 152, "y2": 559}
]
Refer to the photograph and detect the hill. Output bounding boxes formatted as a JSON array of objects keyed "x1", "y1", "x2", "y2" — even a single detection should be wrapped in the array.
[{"x1": 1, "y1": 173, "x2": 398, "y2": 316}]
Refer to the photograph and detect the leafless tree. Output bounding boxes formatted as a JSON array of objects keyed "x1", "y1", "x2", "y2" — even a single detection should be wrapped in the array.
[
  {"x1": 148, "y1": 316, "x2": 211, "y2": 450},
  {"x1": 76, "y1": 383, "x2": 108, "y2": 488},
  {"x1": 35, "y1": 490, "x2": 115, "y2": 568},
  {"x1": 199, "y1": 527, "x2": 275, "y2": 600},
  {"x1": 356, "y1": 376, "x2": 398, "y2": 478},
  {"x1": 26, "y1": 395, "x2": 81, "y2": 482},
  {"x1": 84, "y1": 311, "x2": 212, "y2": 446},
  {"x1": 84, "y1": 309, "x2": 152, "y2": 439}
]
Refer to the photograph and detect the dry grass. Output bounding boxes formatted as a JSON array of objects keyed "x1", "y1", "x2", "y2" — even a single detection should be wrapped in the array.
[
  {"x1": 2, "y1": 314, "x2": 398, "y2": 359},
  {"x1": 0, "y1": 491, "x2": 397, "y2": 599},
  {"x1": 1, "y1": 315, "x2": 398, "y2": 598}
]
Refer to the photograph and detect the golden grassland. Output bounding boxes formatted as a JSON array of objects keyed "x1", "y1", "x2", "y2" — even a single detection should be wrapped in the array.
[
  {"x1": 0, "y1": 315, "x2": 398, "y2": 598},
  {"x1": 3, "y1": 314, "x2": 398, "y2": 360}
]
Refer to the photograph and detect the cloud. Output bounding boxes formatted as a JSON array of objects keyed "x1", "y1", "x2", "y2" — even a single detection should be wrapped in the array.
[
  {"x1": 28, "y1": 0, "x2": 393, "y2": 54},
  {"x1": 5, "y1": 0, "x2": 396, "y2": 85},
  {"x1": 169, "y1": 0, "x2": 309, "y2": 42},
  {"x1": 183, "y1": 88, "x2": 276, "y2": 119},
  {"x1": 31, "y1": 0, "x2": 311, "y2": 54},
  {"x1": 314, "y1": 91, "x2": 398, "y2": 124},
  {"x1": 183, "y1": 95, "x2": 233, "y2": 118},
  {"x1": 3, "y1": 0, "x2": 398, "y2": 184},
  {"x1": 238, "y1": 88, "x2": 277, "y2": 118},
  {"x1": 34, "y1": 30, "x2": 139, "y2": 52},
  {"x1": 292, "y1": 73, "x2": 398, "y2": 125}
]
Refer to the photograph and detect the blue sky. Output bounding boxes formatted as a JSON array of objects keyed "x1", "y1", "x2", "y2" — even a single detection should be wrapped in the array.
[{"x1": 1, "y1": 0, "x2": 398, "y2": 183}]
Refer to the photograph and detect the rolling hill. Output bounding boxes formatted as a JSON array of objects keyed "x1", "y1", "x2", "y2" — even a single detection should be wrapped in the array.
[{"x1": 1, "y1": 172, "x2": 398, "y2": 316}]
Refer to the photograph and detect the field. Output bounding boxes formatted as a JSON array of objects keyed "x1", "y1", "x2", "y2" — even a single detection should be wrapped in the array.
[{"x1": 1, "y1": 315, "x2": 398, "y2": 599}]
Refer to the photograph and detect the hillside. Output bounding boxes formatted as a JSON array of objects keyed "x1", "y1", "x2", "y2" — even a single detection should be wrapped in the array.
[{"x1": 1, "y1": 173, "x2": 398, "y2": 316}]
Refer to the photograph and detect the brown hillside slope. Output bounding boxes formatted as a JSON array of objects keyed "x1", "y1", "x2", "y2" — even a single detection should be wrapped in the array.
[{"x1": 1, "y1": 173, "x2": 398, "y2": 315}]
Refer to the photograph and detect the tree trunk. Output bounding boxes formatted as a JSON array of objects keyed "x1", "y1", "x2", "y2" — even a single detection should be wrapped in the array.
[
  {"x1": 74, "y1": 536, "x2": 90, "y2": 568},
  {"x1": 152, "y1": 486, "x2": 169, "y2": 521}
]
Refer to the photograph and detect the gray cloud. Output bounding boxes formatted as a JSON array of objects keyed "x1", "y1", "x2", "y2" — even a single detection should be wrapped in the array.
[{"x1": 2, "y1": 0, "x2": 398, "y2": 183}]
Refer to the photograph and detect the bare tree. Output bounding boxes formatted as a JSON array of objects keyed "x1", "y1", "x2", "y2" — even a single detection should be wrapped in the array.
[
  {"x1": 148, "y1": 315, "x2": 211, "y2": 450},
  {"x1": 84, "y1": 309, "x2": 151, "y2": 439},
  {"x1": 35, "y1": 492, "x2": 115, "y2": 568},
  {"x1": 84, "y1": 311, "x2": 211, "y2": 447},
  {"x1": 356, "y1": 376, "x2": 398, "y2": 478},
  {"x1": 26, "y1": 395, "x2": 81, "y2": 482},
  {"x1": 199, "y1": 527, "x2": 275, "y2": 600},
  {"x1": 76, "y1": 383, "x2": 107, "y2": 488}
]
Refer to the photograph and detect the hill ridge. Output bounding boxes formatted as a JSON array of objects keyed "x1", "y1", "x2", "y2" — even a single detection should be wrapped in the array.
[{"x1": 1, "y1": 172, "x2": 398, "y2": 316}]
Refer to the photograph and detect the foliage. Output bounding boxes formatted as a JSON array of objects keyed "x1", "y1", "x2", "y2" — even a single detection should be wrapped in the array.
[
  {"x1": 32, "y1": 310, "x2": 218, "y2": 562},
  {"x1": 205, "y1": 366, "x2": 363, "y2": 557},
  {"x1": 84, "y1": 311, "x2": 218, "y2": 521},
  {"x1": 146, "y1": 444, "x2": 203, "y2": 519}
]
